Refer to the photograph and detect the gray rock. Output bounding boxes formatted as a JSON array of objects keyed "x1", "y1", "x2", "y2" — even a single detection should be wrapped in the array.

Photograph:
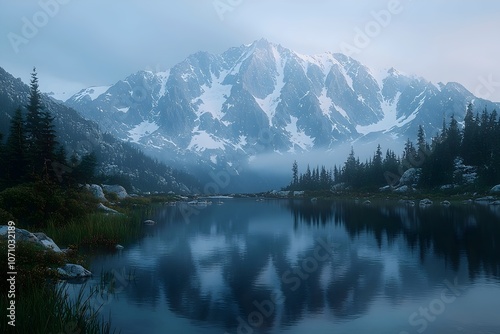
[
  {"x1": 475, "y1": 196, "x2": 495, "y2": 204},
  {"x1": 398, "y1": 199, "x2": 415, "y2": 206},
  {"x1": 33, "y1": 233, "x2": 62, "y2": 253},
  {"x1": 440, "y1": 200, "x2": 451, "y2": 207},
  {"x1": 57, "y1": 264, "x2": 92, "y2": 279},
  {"x1": 87, "y1": 184, "x2": 107, "y2": 202},
  {"x1": 97, "y1": 203, "x2": 121, "y2": 214},
  {"x1": 398, "y1": 168, "x2": 421, "y2": 187},
  {"x1": 393, "y1": 185, "x2": 411, "y2": 193},
  {"x1": 0, "y1": 226, "x2": 62, "y2": 252},
  {"x1": 102, "y1": 184, "x2": 129, "y2": 200},
  {"x1": 419, "y1": 198, "x2": 433, "y2": 206},
  {"x1": 490, "y1": 185, "x2": 500, "y2": 193}
]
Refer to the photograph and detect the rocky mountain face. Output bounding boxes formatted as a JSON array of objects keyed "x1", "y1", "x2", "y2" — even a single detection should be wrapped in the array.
[
  {"x1": 0, "y1": 66, "x2": 200, "y2": 194},
  {"x1": 65, "y1": 40, "x2": 499, "y2": 186}
]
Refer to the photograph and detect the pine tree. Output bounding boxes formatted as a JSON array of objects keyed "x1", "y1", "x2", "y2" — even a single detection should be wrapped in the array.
[
  {"x1": 417, "y1": 125, "x2": 427, "y2": 153},
  {"x1": 24, "y1": 68, "x2": 58, "y2": 180},
  {"x1": 25, "y1": 68, "x2": 44, "y2": 176},
  {"x1": 461, "y1": 103, "x2": 479, "y2": 165},
  {"x1": 343, "y1": 147, "x2": 358, "y2": 187},
  {"x1": 5, "y1": 107, "x2": 27, "y2": 183},
  {"x1": 446, "y1": 114, "x2": 461, "y2": 159},
  {"x1": 292, "y1": 160, "x2": 299, "y2": 188}
]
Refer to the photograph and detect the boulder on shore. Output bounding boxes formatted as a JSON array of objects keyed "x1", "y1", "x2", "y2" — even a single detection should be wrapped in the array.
[
  {"x1": 490, "y1": 185, "x2": 500, "y2": 194},
  {"x1": 0, "y1": 226, "x2": 92, "y2": 279},
  {"x1": 102, "y1": 184, "x2": 129, "y2": 200},
  {"x1": 57, "y1": 264, "x2": 92, "y2": 279},
  {"x1": 0, "y1": 226, "x2": 62, "y2": 253},
  {"x1": 398, "y1": 168, "x2": 421, "y2": 187},
  {"x1": 419, "y1": 198, "x2": 433, "y2": 206},
  {"x1": 86, "y1": 184, "x2": 107, "y2": 202},
  {"x1": 97, "y1": 203, "x2": 121, "y2": 214}
]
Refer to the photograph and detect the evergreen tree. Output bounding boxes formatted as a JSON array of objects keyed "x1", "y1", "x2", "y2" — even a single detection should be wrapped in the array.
[
  {"x1": 291, "y1": 160, "x2": 299, "y2": 188},
  {"x1": 25, "y1": 68, "x2": 44, "y2": 177},
  {"x1": 5, "y1": 107, "x2": 27, "y2": 183},
  {"x1": 72, "y1": 152, "x2": 97, "y2": 183},
  {"x1": 446, "y1": 114, "x2": 461, "y2": 159},
  {"x1": 24, "y1": 68, "x2": 58, "y2": 180},
  {"x1": 417, "y1": 125, "x2": 427, "y2": 153},
  {"x1": 461, "y1": 103, "x2": 479, "y2": 165},
  {"x1": 371, "y1": 144, "x2": 384, "y2": 186},
  {"x1": 343, "y1": 147, "x2": 359, "y2": 187},
  {"x1": 333, "y1": 165, "x2": 339, "y2": 183}
]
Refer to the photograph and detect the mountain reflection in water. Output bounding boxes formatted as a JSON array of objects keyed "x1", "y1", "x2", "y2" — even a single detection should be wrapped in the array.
[{"x1": 88, "y1": 199, "x2": 500, "y2": 334}]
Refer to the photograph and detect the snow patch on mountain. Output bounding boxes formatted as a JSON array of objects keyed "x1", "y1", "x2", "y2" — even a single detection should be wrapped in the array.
[
  {"x1": 286, "y1": 116, "x2": 314, "y2": 152},
  {"x1": 192, "y1": 72, "x2": 231, "y2": 120},
  {"x1": 254, "y1": 51, "x2": 285, "y2": 126},
  {"x1": 318, "y1": 88, "x2": 333, "y2": 117},
  {"x1": 73, "y1": 86, "x2": 110, "y2": 102},
  {"x1": 356, "y1": 92, "x2": 400, "y2": 135},
  {"x1": 188, "y1": 128, "x2": 226, "y2": 152},
  {"x1": 128, "y1": 121, "x2": 159, "y2": 143},
  {"x1": 157, "y1": 70, "x2": 170, "y2": 99}
]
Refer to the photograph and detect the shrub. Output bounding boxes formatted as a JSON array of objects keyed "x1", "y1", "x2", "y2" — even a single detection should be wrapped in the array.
[{"x1": 0, "y1": 182, "x2": 97, "y2": 227}]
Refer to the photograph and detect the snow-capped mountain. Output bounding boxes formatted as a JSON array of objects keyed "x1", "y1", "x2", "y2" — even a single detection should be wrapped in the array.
[
  {"x1": 65, "y1": 39, "x2": 500, "y2": 190},
  {"x1": 0, "y1": 66, "x2": 200, "y2": 193}
]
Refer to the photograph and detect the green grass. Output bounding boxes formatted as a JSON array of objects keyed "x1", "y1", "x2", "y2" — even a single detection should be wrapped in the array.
[
  {"x1": 0, "y1": 240, "x2": 117, "y2": 333},
  {"x1": 44, "y1": 211, "x2": 144, "y2": 250},
  {"x1": 0, "y1": 281, "x2": 116, "y2": 334}
]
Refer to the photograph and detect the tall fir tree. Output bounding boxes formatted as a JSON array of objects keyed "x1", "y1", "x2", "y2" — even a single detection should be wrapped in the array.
[
  {"x1": 5, "y1": 107, "x2": 28, "y2": 183},
  {"x1": 291, "y1": 160, "x2": 299, "y2": 188},
  {"x1": 24, "y1": 68, "x2": 58, "y2": 180}
]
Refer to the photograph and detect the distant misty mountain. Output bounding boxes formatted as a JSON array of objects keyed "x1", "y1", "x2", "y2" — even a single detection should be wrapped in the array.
[
  {"x1": 0, "y1": 66, "x2": 200, "y2": 194},
  {"x1": 63, "y1": 39, "x2": 499, "y2": 191}
]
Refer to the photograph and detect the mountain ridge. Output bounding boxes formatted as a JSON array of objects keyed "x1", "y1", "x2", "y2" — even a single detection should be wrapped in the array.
[
  {"x1": 60, "y1": 39, "x2": 500, "y2": 191},
  {"x1": 0, "y1": 66, "x2": 200, "y2": 194}
]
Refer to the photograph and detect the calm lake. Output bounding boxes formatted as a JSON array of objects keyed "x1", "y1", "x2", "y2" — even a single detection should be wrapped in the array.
[{"x1": 75, "y1": 198, "x2": 500, "y2": 334}]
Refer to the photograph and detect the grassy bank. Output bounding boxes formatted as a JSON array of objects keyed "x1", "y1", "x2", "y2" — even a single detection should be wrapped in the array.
[
  {"x1": 256, "y1": 186, "x2": 497, "y2": 203},
  {"x1": 44, "y1": 211, "x2": 144, "y2": 250},
  {"x1": 0, "y1": 182, "x2": 165, "y2": 333},
  {"x1": 0, "y1": 239, "x2": 116, "y2": 334}
]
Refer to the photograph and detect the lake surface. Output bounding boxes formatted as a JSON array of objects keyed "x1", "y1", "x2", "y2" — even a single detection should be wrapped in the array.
[{"x1": 78, "y1": 198, "x2": 500, "y2": 334}]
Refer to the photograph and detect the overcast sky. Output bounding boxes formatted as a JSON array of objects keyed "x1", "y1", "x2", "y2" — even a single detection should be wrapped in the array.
[{"x1": 1, "y1": 0, "x2": 499, "y2": 102}]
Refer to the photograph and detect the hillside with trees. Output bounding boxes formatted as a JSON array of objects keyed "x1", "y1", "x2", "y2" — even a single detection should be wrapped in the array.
[{"x1": 284, "y1": 103, "x2": 500, "y2": 192}]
